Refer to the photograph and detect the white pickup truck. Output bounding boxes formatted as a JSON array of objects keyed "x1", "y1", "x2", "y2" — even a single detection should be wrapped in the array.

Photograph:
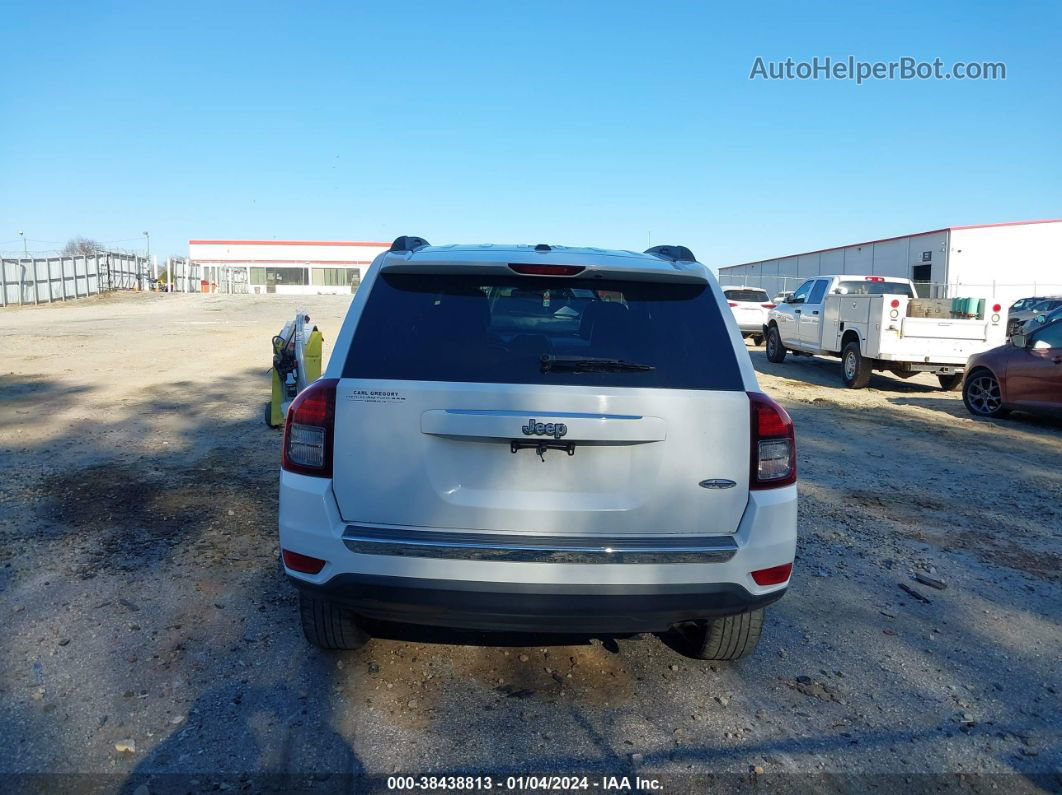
[{"x1": 763, "y1": 275, "x2": 1007, "y2": 389}]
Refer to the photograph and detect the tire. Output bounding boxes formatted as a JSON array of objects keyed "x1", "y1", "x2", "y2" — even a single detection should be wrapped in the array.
[
  {"x1": 962, "y1": 369, "x2": 1010, "y2": 419},
  {"x1": 264, "y1": 401, "x2": 277, "y2": 428},
  {"x1": 765, "y1": 327, "x2": 787, "y2": 363},
  {"x1": 937, "y1": 374, "x2": 963, "y2": 391},
  {"x1": 672, "y1": 609, "x2": 764, "y2": 661},
  {"x1": 841, "y1": 341, "x2": 872, "y2": 389},
  {"x1": 298, "y1": 590, "x2": 370, "y2": 650},
  {"x1": 751, "y1": 334, "x2": 764, "y2": 347}
]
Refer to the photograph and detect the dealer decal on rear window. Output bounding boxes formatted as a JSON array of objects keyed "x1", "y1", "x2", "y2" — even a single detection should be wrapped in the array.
[{"x1": 347, "y1": 390, "x2": 407, "y2": 404}]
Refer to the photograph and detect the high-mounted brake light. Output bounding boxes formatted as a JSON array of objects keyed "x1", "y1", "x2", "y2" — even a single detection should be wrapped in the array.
[
  {"x1": 282, "y1": 378, "x2": 339, "y2": 477},
  {"x1": 865, "y1": 276, "x2": 885, "y2": 282},
  {"x1": 282, "y1": 549, "x2": 327, "y2": 574},
  {"x1": 748, "y1": 392, "x2": 796, "y2": 489},
  {"x1": 508, "y1": 264, "x2": 585, "y2": 276}
]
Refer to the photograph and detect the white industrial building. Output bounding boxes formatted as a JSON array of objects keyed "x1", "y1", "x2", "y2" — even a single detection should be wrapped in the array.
[
  {"x1": 188, "y1": 239, "x2": 390, "y2": 295},
  {"x1": 719, "y1": 219, "x2": 1062, "y2": 307}
]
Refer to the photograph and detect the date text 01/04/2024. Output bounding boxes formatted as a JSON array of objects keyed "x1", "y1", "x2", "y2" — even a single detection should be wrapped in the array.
[{"x1": 385, "y1": 775, "x2": 664, "y2": 791}]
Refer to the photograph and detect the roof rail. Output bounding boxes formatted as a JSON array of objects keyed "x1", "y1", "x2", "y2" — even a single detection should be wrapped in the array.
[
  {"x1": 389, "y1": 235, "x2": 431, "y2": 253},
  {"x1": 645, "y1": 245, "x2": 697, "y2": 263}
]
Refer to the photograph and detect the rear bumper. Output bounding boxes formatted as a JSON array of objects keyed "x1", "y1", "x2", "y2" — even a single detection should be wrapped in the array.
[
  {"x1": 291, "y1": 573, "x2": 785, "y2": 633},
  {"x1": 730, "y1": 309, "x2": 768, "y2": 334},
  {"x1": 875, "y1": 353, "x2": 974, "y2": 366},
  {"x1": 279, "y1": 473, "x2": 797, "y2": 634}
]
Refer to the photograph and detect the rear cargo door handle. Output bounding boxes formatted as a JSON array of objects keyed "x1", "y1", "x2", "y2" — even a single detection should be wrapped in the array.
[
  {"x1": 812, "y1": 310, "x2": 820, "y2": 315},
  {"x1": 421, "y1": 410, "x2": 666, "y2": 442},
  {"x1": 794, "y1": 309, "x2": 801, "y2": 314},
  {"x1": 1053, "y1": 356, "x2": 1062, "y2": 364}
]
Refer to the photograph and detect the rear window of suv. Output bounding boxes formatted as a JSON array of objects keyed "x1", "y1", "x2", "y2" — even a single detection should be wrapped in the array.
[
  {"x1": 342, "y1": 273, "x2": 744, "y2": 390},
  {"x1": 724, "y1": 288, "x2": 770, "y2": 303}
]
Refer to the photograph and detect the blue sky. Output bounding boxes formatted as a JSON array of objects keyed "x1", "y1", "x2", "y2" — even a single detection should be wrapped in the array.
[{"x1": 2, "y1": 1, "x2": 1060, "y2": 266}]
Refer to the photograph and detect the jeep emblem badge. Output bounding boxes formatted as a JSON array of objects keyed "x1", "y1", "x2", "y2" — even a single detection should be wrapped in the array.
[{"x1": 521, "y1": 419, "x2": 568, "y2": 439}]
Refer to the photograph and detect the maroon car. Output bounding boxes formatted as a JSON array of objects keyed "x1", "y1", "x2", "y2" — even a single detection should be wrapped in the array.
[{"x1": 962, "y1": 318, "x2": 1062, "y2": 419}]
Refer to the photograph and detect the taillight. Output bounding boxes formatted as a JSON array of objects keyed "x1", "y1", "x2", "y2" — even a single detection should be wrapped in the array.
[
  {"x1": 728, "y1": 301, "x2": 738, "y2": 307},
  {"x1": 890, "y1": 299, "x2": 900, "y2": 308},
  {"x1": 282, "y1": 378, "x2": 338, "y2": 477},
  {"x1": 761, "y1": 303, "x2": 775, "y2": 309},
  {"x1": 992, "y1": 304, "x2": 1001, "y2": 313},
  {"x1": 282, "y1": 549, "x2": 327, "y2": 574},
  {"x1": 749, "y1": 392, "x2": 796, "y2": 489},
  {"x1": 508, "y1": 264, "x2": 585, "y2": 276}
]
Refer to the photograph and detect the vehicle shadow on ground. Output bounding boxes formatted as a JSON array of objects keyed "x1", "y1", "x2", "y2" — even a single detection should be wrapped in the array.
[
  {"x1": 121, "y1": 633, "x2": 365, "y2": 792},
  {"x1": 0, "y1": 374, "x2": 96, "y2": 430},
  {"x1": 362, "y1": 620, "x2": 629, "y2": 652},
  {"x1": 748, "y1": 351, "x2": 942, "y2": 394},
  {"x1": 889, "y1": 395, "x2": 1062, "y2": 432}
]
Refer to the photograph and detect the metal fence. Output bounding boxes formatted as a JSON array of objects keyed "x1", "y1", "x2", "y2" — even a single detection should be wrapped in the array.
[
  {"x1": 718, "y1": 272, "x2": 1062, "y2": 303},
  {"x1": 159, "y1": 257, "x2": 207, "y2": 293},
  {"x1": 0, "y1": 254, "x2": 219, "y2": 306},
  {"x1": 0, "y1": 252, "x2": 150, "y2": 307}
]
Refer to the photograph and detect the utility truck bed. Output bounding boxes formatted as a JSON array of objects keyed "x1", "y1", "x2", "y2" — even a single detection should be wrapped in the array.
[{"x1": 765, "y1": 275, "x2": 1007, "y2": 389}]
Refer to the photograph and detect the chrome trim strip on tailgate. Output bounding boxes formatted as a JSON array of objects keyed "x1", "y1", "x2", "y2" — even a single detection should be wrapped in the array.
[{"x1": 341, "y1": 525, "x2": 737, "y2": 564}]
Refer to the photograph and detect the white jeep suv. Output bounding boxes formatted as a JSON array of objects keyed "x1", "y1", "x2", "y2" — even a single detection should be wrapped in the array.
[{"x1": 278, "y1": 238, "x2": 797, "y2": 660}]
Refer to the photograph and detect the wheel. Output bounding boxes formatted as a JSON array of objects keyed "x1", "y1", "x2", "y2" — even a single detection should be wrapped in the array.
[
  {"x1": 841, "y1": 341, "x2": 872, "y2": 389},
  {"x1": 962, "y1": 370, "x2": 1010, "y2": 419},
  {"x1": 672, "y1": 609, "x2": 763, "y2": 661},
  {"x1": 765, "y1": 327, "x2": 787, "y2": 363},
  {"x1": 937, "y1": 374, "x2": 963, "y2": 391},
  {"x1": 751, "y1": 334, "x2": 764, "y2": 347},
  {"x1": 298, "y1": 590, "x2": 370, "y2": 650},
  {"x1": 264, "y1": 401, "x2": 277, "y2": 428}
]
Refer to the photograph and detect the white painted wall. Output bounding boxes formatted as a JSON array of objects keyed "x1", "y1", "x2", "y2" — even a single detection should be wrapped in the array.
[
  {"x1": 947, "y1": 222, "x2": 1062, "y2": 306},
  {"x1": 189, "y1": 240, "x2": 388, "y2": 265}
]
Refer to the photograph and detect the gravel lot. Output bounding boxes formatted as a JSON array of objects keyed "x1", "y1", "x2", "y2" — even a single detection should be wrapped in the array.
[{"x1": 1, "y1": 292, "x2": 1059, "y2": 793}]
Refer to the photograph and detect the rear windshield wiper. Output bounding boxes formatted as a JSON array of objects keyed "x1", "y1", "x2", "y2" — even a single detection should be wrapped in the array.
[{"x1": 540, "y1": 355, "x2": 656, "y2": 374}]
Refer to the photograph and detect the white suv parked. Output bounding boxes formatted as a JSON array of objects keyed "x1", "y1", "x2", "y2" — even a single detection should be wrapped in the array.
[
  {"x1": 723, "y1": 286, "x2": 775, "y2": 346},
  {"x1": 279, "y1": 238, "x2": 797, "y2": 660}
]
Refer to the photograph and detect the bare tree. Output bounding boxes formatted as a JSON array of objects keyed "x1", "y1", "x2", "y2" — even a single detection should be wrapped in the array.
[{"x1": 62, "y1": 236, "x2": 104, "y2": 256}]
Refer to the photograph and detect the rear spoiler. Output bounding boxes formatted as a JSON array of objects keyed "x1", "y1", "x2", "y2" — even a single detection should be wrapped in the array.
[
  {"x1": 380, "y1": 238, "x2": 709, "y2": 284},
  {"x1": 380, "y1": 259, "x2": 708, "y2": 284}
]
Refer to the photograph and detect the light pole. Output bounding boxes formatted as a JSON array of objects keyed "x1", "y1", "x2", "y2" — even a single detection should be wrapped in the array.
[
  {"x1": 143, "y1": 231, "x2": 150, "y2": 289},
  {"x1": 17, "y1": 230, "x2": 27, "y2": 258}
]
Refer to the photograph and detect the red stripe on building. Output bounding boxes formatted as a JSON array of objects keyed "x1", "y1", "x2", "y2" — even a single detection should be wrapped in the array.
[{"x1": 949, "y1": 219, "x2": 1062, "y2": 231}]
